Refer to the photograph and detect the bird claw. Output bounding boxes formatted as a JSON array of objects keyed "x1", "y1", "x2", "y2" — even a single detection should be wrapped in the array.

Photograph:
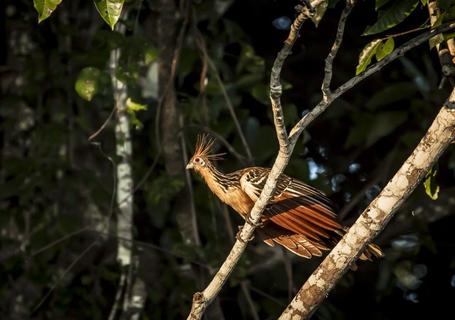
[
  {"x1": 245, "y1": 216, "x2": 264, "y2": 228},
  {"x1": 236, "y1": 226, "x2": 255, "y2": 243}
]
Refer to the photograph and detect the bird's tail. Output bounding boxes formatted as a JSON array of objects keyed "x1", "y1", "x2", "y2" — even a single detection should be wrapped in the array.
[{"x1": 359, "y1": 242, "x2": 384, "y2": 261}]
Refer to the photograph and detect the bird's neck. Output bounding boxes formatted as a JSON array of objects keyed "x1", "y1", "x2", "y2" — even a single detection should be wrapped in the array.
[{"x1": 198, "y1": 162, "x2": 232, "y2": 198}]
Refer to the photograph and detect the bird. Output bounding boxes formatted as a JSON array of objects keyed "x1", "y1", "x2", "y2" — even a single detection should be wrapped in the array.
[{"x1": 186, "y1": 134, "x2": 383, "y2": 261}]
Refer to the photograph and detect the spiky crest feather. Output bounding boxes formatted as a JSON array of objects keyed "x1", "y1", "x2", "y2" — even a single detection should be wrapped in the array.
[{"x1": 193, "y1": 134, "x2": 226, "y2": 161}]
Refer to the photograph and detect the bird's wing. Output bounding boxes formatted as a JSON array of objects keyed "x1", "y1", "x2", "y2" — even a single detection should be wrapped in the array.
[
  {"x1": 257, "y1": 223, "x2": 327, "y2": 258},
  {"x1": 239, "y1": 167, "x2": 342, "y2": 241}
]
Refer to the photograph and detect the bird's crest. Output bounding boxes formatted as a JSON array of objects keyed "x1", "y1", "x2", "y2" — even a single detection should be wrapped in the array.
[{"x1": 193, "y1": 133, "x2": 225, "y2": 161}]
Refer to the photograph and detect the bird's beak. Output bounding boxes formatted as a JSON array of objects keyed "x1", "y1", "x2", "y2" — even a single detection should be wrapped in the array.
[{"x1": 186, "y1": 162, "x2": 194, "y2": 170}]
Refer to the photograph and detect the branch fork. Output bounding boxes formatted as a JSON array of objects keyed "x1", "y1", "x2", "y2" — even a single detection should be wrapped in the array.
[{"x1": 187, "y1": 0, "x2": 455, "y2": 318}]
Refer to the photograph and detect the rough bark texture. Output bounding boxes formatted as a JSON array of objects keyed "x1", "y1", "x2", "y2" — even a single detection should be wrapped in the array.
[
  {"x1": 279, "y1": 90, "x2": 455, "y2": 320},
  {"x1": 186, "y1": 3, "x2": 324, "y2": 319},
  {"x1": 186, "y1": 2, "x2": 455, "y2": 319},
  {"x1": 110, "y1": 30, "x2": 147, "y2": 319},
  {"x1": 157, "y1": 1, "x2": 224, "y2": 318},
  {"x1": 158, "y1": 0, "x2": 199, "y2": 246},
  {"x1": 428, "y1": 1, "x2": 455, "y2": 84}
]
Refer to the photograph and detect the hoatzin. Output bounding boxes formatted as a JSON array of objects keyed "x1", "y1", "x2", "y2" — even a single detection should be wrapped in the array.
[{"x1": 186, "y1": 134, "x2": 383, "y2": 261}]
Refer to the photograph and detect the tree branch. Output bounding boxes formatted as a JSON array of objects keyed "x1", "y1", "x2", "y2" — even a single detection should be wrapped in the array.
[
  {"x1": 187, "y1": 2, "x2": 324, "y2": 319},
  {"x1": 321, "y1": 0, "x2": 355, "y2": 100},
  {"x1": 289, "y1": 21, "x2": 455, "y2": 143},
  {"x1": 187, "y1": 1, "x2": 455, "y2": 319},
  {"x1": 279, "y1": 89, "x2": 455, "y2": 319}
]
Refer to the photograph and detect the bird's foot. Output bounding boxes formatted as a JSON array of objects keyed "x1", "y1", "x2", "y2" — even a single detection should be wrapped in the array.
[
  {"x1": 245, "y1": 216, "x2": 264, "y2": 228},
  {"x1": 236, "y1": 226, "x2": 255, "y2": 243}
]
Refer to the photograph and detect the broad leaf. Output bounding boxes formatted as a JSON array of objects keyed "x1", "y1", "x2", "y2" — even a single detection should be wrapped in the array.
[
  {"x1": 423, "y1": 168, "x2": 440, "y2": 200},
  {"x1": 356, "y1": 39, "x2": 382, "y2": 75},
  {"x1": 93, "y1": 0, "x2": 124, "y2": 30},
  {"x1": 376, "y1": 37, "x2": 395, "y2": 61},
  {"x1": 34, "y1": 0, "x2": 63, "y2": 23},
  {"x1": 126, "y1": 98, "x2": 147, "y2": 112},
  {"x1": 376, "y1": 0, "x2": 393, "y2": 10},
  {"x1": 364, "y1": 0, "x2": 419, "y2": 35},
  {"x1": 365, "y1": 111, "x2": 407, "y2": 147},
  {"x1": 75, "y1": 67, "x2": 102, "y2": 101}
]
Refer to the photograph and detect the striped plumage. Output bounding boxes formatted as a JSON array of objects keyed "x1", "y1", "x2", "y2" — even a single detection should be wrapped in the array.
[{"x1": 186, "y1": 134, "x2": 383, "y2": 260}]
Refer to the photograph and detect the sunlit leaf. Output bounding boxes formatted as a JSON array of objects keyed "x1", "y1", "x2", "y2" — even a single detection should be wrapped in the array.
[
  {"x1": 356, "y1": 39, "x2": 382, "y2": 75},
  {"x1": 376, "y1": 37, "x2": 395, "y2": 61},
  {"x1": 75, "y1": 67, "x2": 102, "y2": 101},
  {"x1": 420, "y1": 0, "x2": 429, "y2": 5},
  {"x1": 423, "y1": 168, "x2": 440, "y2": 200},
  {"x1": 33, "y1": 0, "x2": 63, "y2": 23},
  {"x1": 93, "y1": 0, "x2": 125, "y2": 30},
  {"x1": 364, "y1": 0, "x2": 419, "y2": 35},
  {"x1": 126, "y1": 98, "x2": 147, "y2": 129},
  {"x1": 126, "y1": 98, "x2": 147, "y2": 112}
]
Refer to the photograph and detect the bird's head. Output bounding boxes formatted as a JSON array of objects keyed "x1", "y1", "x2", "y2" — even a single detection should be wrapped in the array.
[{"x1": 186, "y1": 134, "x2": 224, "y2": 172}]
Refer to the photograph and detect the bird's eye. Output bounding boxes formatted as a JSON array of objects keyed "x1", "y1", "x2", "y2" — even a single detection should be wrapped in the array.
[{"x1": 193, "y1": 157, "x2": 205, "y2": 166}]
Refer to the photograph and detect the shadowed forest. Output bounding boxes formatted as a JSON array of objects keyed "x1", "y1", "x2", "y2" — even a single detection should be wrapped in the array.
[{"x1": 1, "y1": 0, "x2": 455, "y2": 319}]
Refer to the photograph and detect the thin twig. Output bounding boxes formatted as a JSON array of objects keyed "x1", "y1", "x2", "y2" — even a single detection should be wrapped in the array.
[
  {"x1": 108, "y1": 270, "x2": 127, "y2": 320},
  {"x1": 186, "y1": 3, "x2": 319, "y2": 319},
  {"x1": 30, "y1": 227, "x2": 92, "y2": 257},
  {"x1": 88, "y1": 106, "x2": 116, "y2": 141},
  {"x1": 321, "y1": 0, "x2": 355, "y2": 100},
  {"x1": 154, "y1": 0, "x2": 191, "y2": 152},
  {"x1": 240, "y1": 281, "x2": 260, "y2": 320},
  {"x1": 193, "y1": 29, "x2": 254, "y2": 164},
  {"x1": 32, "y1": 241, "x2": 99, "y2": 313},
  {"x1": 180, "y1": 118, "x2": 202, "y2": 246},
  {"x1": 289, "y1": 21, "x2": 455, "y2": 143},
  {"x1": 185, "y1": 124, "x2": 248, "y2": 164},
  {"x1": 279, "y1": 89, "x2": 455, "y2": 319},
  {"x1": 186, "y1": 1, "x2": 455, "y2": 318}
]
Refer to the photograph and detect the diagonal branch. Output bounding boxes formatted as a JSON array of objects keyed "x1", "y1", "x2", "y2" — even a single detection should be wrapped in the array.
[
  {"x1": 193, "y1": 29, "x2": 254, "y2": 164},
  {"x1": 279, "y1": 89, "x2": 455, "y2": 319},
  {"x1": 186, "y1": 3, "x2": 323, "y2": 319},
  {"x1": 187, "y1": 1, "x2": 455, "y2": 319},
  {"x1": 289, "y1": 21, "x2": 455, "y2": 144},
  {"x1": 321, "y1": 0, "x2": 355, "y2": 100}
]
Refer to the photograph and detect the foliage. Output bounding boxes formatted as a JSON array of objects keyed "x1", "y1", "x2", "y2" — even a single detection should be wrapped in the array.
[{"x1": 2, "y1": 0, "x2": 455, "y2": 319}]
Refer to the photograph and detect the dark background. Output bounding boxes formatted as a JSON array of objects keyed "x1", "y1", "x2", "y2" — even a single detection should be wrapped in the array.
[{"x1": 1, "y1": 0, "x2": 455, "y2": 319}]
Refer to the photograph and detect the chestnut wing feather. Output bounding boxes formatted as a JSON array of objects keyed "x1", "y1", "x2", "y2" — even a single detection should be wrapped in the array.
[{"x1": 239, "y1": 167, "x2": 342, "y2": 242}]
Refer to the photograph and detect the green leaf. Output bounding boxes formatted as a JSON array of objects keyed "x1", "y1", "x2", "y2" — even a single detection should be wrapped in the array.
[
  {"x1": 376, "y1": 37, "x2": 395, "y2": 61},
  {"x1": 126, "y1": 98, "x2": 148, "y2": 130},
  {"x1": 364, "y1": 0, "x2": 419, "y2": 35},
  {"x1": 366, "y1": 82, "x2": 417, "y2": 110},
  {"x1": 423, "y1": 168, "x2": 440, "y2": 200},
  {"x1": 366, "y1": 111, "x2": 407, "y2": 147},
  {"x1": 376, "y1": 0, "x2": 393, "y2": 10},
  {"x1": 75, "y1": 67, "x2": 102, "y2": 101},
  {"x1": 420, "y1": 0, "x2": 429, "y2": 5},
  {"x1": 251, "y1": 83, "x2": 268, "y2": 104},
  {"x1": 126, "y1": 98, "x2": 147, "y2": 112},
  {"x1": 356, "y1": 39, "x2": 382, "y2": 75},
  {"x1": 345, "y1": 111, "x2": 407, "y2": 148},
  {"x1": 33, "y1": 0, "x2": 63, "y2": 23},
  {"x1": 93, "y1": 0, "x2": 125, "y2": 30},
  {"x1": 438, "y1": 0, "x2": 455, "y2": 11}
]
